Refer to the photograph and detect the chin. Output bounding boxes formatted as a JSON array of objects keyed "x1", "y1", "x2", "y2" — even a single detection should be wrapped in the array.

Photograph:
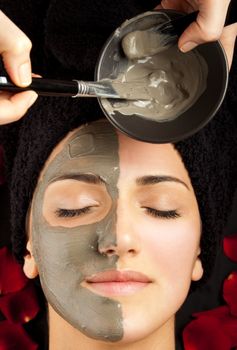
[
  {"x1": 117, "y1": 316, "x2": 169, "y2": 345},
  {"x1": 114, "y1": 302, "x2": 176, "y2": 346}
]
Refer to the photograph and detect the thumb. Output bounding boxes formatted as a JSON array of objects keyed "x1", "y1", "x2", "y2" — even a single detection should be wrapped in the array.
[
  {"x1": 0, "y1": 10, "x2": 32, "y2": 86},
  {"x1": 178, "y1": 20, "x2": 222, "y2": 52},
  {"x1": 178, "y1": 0, "x2": 230, "y2": 52}
]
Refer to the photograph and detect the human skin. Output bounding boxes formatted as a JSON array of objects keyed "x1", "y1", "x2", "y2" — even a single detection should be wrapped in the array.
[
  {"x1": 0, "y1": 11, "x2": 37, "y2": 124},
  {"x1": 0, "y1": 4, "x2": 236, "y2": 125},
  {"x1": 156, "y1": 0, "x2": 232, "y2": 52},
  {"x1": 24, "y1": 120, "x2": 203, "y2": 350},
  {"x1": 156, "y1": 1, "x2": 237, "y2": 67}
]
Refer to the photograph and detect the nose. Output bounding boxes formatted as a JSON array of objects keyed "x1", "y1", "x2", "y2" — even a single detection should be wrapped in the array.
[{"x1": 98, "y1": 204, "x2": 141, "y2": 258}]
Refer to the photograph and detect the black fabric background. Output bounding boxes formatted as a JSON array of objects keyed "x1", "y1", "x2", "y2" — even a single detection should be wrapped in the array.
[{"x1": 0, "y1": 1, "x2": 237, "y2": 349}]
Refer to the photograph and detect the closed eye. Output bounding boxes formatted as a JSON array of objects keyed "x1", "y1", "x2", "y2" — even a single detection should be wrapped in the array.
[
  {"x1": 55, "y1": 206, "x2": 96, "y2": 218},
  {"x1": 143, "y1": 207, "x2": 180, "y2": 219}
]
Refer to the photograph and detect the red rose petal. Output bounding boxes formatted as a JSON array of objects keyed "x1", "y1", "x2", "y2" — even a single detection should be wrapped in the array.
[
  {"x1": 223, "y1": 271, "x2": 237, "y2": 317},
  {"x1": 0, "y1": 320, "x2": 38, "y2": 350},
  {"x1": 183, "y1": 316, "x2": 231, "y2": 350},
  {"x1": 184, "y1": 305, "x2": 237, "y2": 349},
  {"x1": 0, "y1": 281, "x2": 40, "y2": 324},
  {"x1": 223, "y1": 317, "x2": 237, "y2": 345},
  {"x1": 223, "y1": 234, "x2": 237, "y2": 262},
  {"x1": 193, "y1": 305, "x2": 229, "y2": 319},
  {"x1": 0, "y1": 247, "x2": 28, "y2": 295}
]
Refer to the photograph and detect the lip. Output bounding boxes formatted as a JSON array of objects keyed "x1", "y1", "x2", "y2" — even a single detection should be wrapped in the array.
[{"x1": 84, "y1": 270, "x2": 152, "y2": 296}]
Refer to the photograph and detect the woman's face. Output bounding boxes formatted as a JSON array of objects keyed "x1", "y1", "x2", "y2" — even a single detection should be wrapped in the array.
[{"x1": 25, "y1": 120, "x2": 203, "y2": 344}]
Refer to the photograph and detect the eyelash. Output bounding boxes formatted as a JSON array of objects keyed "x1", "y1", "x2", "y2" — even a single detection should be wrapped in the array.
[
  {"x1": 55, "y1": 207, "x2": 180, "y2": 219},
  {"x1": 55, "y1": 207, "x2": 92, "y2": 218},
  {"x1": 143, "y1": 207, "x2": 180, "y2": 219}
]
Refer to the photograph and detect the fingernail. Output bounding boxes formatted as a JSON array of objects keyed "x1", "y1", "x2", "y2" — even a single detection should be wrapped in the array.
[
  {"x1": 18, "y1": 62, "x2": 32, "y2": 86},
  {"x1": 180, "y1": 42, "x2": 198, "y2": 53},
  {"x1": 27, "y1": 92, "x2": 38, "y2": 107}
]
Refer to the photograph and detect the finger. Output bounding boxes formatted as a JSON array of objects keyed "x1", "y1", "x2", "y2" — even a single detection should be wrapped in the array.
[
  {"x1": 0, "y1": 10, "x2": 32, "y2": 86},
  {"x1": 0, "y1": 90, "x2": 37, "y2": 124},
  {"x1": 32, "y1": 73, "x2": 42, "y2": 78},
  {"x1": 157, "y1": 0, "x2": 196, "y2": 13},
  {"x1": 219, "y1": 23, "x2": 237, "y2": 69},
  {"x1": 179, "y1": 0, "x2": 231, "y2": 52},
  {"x1": 154, "y1": 4, "x2": 163, "y2": 10}
]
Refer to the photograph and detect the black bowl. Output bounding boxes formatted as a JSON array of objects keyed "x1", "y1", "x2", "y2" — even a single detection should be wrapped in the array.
[{"x1": 95, "y1": 10, "x2": 228, "y2": 143}]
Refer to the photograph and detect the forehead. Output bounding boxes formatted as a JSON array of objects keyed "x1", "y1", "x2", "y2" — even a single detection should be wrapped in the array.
[
  {"x1": 118, "y1": 132, "x2": 190, "y2": 183},
  {"x1": 41, "y1": 119, "x2": 190, "y2": 185}
]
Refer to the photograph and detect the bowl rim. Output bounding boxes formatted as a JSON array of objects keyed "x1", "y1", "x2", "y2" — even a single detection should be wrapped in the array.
[{"x1": 95, "y1": 10, "x2": 229, "y2": 143}]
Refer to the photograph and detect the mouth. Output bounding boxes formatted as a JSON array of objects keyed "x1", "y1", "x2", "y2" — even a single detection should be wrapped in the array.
[{"x1": 84, "y1": 270, "x2": 152, "y2": 297}]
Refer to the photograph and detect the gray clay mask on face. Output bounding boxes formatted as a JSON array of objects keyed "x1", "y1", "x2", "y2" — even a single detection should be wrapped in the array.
[{"x1": 31, "y1": 120, "x2": 123, "y2": 341}]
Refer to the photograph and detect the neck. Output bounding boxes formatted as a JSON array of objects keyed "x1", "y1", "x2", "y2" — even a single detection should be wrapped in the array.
[{"x1": 48, "y1": 305, "x2": 175, "y2": 350}]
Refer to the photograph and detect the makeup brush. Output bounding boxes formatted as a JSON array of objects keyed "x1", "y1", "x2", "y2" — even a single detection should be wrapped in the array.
[
  {"x1": 0, "y1": 76, "x2": 151, "y2": 100},
  {"x1": 122, "y1": 9, "x2": 235, "y2": 60},
  {"x1": 122, "y1": 11, "x2": 198, "y2": 59},
  {"x1": 154, "y1": 10, "x2": 199, "y2": 41}
]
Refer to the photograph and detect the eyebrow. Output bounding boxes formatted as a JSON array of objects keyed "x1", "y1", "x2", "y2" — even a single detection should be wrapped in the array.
[
  {"x1": 51, "y1": 174, "x2": 105, "y2": 185},
  {"x1": 136, "y1": 175, "x2": 190, "y2": 190}
]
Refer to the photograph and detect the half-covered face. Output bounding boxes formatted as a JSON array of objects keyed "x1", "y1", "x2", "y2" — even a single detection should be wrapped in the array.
[{"x1": 25, "y1": 119, "x2": 203, "y2": 344}]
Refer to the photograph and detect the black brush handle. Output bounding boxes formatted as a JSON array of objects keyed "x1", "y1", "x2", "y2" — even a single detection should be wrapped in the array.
[
  {"x1": 225, "y1": 0, "x2": 237, "y2": 26},
  {"x1": 160, "y1": 11, "x2": 198, "y2": 37},
  {"x1": 170, "y1": 11, "x2": 198, "y2": 37},
  {"x1": 0, "y1": 76, "x2": 78, "y2": 96},
  {"x1": 161, "y1": 4, "x2": 236, "y2": 38}
]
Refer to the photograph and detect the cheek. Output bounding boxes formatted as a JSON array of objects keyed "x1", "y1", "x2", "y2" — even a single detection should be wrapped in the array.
[{"x1": 135, "y1": 216, "x2": 201, "y2": 280}]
